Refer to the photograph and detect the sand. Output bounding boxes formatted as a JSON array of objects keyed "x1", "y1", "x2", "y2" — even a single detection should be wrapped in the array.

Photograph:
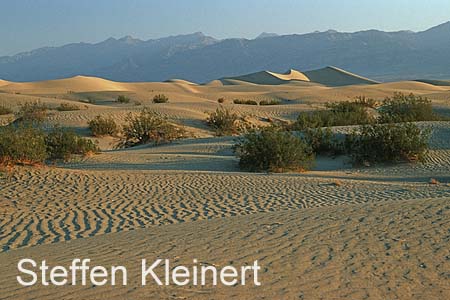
[
  {"x1": 304, "y1": 66, "x2": 380, "y2": 86},
  {"x1": 0, "y1": 73, "x2": 450, "y2": 299},
  {"x1": 1, "y1": 197, "x2": 449, "y2": 299},
  {"x1": 224, "y1": 69, "x2": 311, "y2": 85}
]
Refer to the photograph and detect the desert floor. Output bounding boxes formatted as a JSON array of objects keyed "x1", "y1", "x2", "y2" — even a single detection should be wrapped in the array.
[{"x1": 0, "y1": 75, "x2": 449, "y2": 299}]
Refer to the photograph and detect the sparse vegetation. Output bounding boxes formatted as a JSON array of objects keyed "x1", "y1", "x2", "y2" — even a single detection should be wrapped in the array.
[
  {"x1": 234, "y1": 127, "x2": 314, "y2": 173},
  {"x1": 153, "y1": 94, "x2": 169, "y2": 103},
  {"x1": 0, "y1": 123, "x2": 99, "y2": 166},
  {"x1": 120, "y1": 108, "x2": 184, "y2": 148},
  {"x1": 0, "y1": 124, "x2": 47, "y2": 166},
  {"x1": 345, "y1": 122, "x2": 430, "y2": 165},
  {"x1": 88, "y1": 115, "x2": 119, "y2": 137},
  {"x1": 0, "y1": 105, "x2": 13, "y2": 115},
  {"x1": 354, "y1": 96, "x2": 379, "y2": 108},
  {"x1": 206, "y1": 107, "x2": 240, "y2": 136},
  {"x1": 45, "y1": 127, "x2": 99, "y2": 161},
  {"x1": 117, "y1": 95, "x2": 131, "y2": 104},
  {"x1": 16, "y1": 101, "x2": 50, "y2": 123},
  {"x1": 217, "y1": 98, "x2": 225, "y2": 104},
  {"x1": 294, "y1": 100, "x2": 374, "y2": 130},
  {"x1": 303, "y1": 127, "x2": 343, "y2": 155},
  {"x1": 259, "y1": 100, "x2": 281, "y2": 106},
  {"x1": 56, "y1": 103, "x2": 81, "y2": 111},
  {"x1": 379, "y1": 92, "x2": 443, "y2": 123},
  {"x1": 233, "y1": 99, "x2": 258, "y2": 105}
]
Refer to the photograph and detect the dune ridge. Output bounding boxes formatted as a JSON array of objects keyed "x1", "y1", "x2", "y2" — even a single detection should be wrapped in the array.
[
  {"x1": 304, "y1": 66, "x2": 380, "y2": 86},
  {"x1": 0, "y1": 75, "x2": 129, "y2": 94},
  {"x1": 221, "y1": 69, "x2": 310, "y2": 85},
  {"x1": 0, "y1": 79, "x2": 10, "y2": 87}
]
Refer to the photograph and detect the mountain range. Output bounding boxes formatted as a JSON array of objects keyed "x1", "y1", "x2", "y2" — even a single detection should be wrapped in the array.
[{"x1": 1, "y1": 21, "x2": 450, "y2": 83}]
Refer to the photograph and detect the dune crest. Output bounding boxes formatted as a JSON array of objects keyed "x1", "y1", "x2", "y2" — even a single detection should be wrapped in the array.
[
  {"x1": 304, "y1": 66, "x2": 380, "y2": 86},
  {"x1": 0, "y1": 75, "x2": 129, "y2": 94},
  {"x1": 222, "y1": 69, "x2": 310, "y2": 85},
  {"x1": 0, "y1": 79, "x2": 10, "y2": 87}
]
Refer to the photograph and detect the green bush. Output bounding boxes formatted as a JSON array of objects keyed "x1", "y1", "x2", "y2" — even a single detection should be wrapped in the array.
[
  {"x1": 354, "y1": 96, "x2": 379, "y2": 108},
  {"x1": 46, "y1": 127, "x2": 99, "y2": 161},
  {"x1": 233, "y1": 99, "x2": 258, "y2": 105},
  {"x1": 0, "y1": 125, "x2": 47, "y2": 165},
  {"x1": 117, "y1": 95, "x2": 131, "y2": 104},
  {"x1": 206, "y1": 107, "x2": 240, "y2": 136},
  {"x1": 56, "y1": 103, "x2": 80, "y2": 111},
  {"x1": 259, "y1": 100, "x2": 281, "y2": 106},
  {"x1": 0, "y1": 105, "x2": 13, "y2": 115},
  {"x1": 153, "y1": 94, "x2": 169, "y2": 103},
  {"x1": 88, "y1": 115, "x2": 119, "y2": 136},
  {"x1": 379, "y1": 92, "x2": 442, "y2": 123},
  {"x1": 120, "y1": 108, "x2": 184, "y2": 147},
  {"x1": 16, "y1": 101, "x2": 49, "y2": 123},
  {"x1": 294, "y1": 100, "x2": 374, "y2": 130},
  {"x1": 234, "y1": 127, "x2": 314, "y2": 172},
  {"x1": 345, "y1": 122, "x2": 430, "y2": 165},
  {"x1": 304, "y1": 127, "x2": 343, "y2": 155}
]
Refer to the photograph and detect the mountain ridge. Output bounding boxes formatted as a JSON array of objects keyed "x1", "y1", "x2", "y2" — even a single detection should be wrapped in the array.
[{"x1": 1, "y1": 22, "x2": 450, "y2": 82}]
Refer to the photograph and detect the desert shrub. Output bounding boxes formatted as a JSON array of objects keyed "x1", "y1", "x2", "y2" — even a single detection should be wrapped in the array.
[
  {"x1": 0, "y1": 124, "x2": 47, "y2": 165},
  {"x1": 56, "y1": 103, "x2": 80, "y2": 111},
  {"x1": 217, "y1": 98, "x2": 225, "y2": 104},
  {"x1": 259, "y1": 100, "x2": 281, "y2": 106},
  {"x1": 234, "y1": 127, "x2": 314, "y2": 172},
  {"x1": 379, "y1": 92, "x2": 441, "y2": 123},
  {"x1": 16, "y1": 101, "x2": 49, "y2": 123},
  {"x1": 233, "y1": 99, "x2": 258, "y2": 105},
  {"x1": 206, "y1": 107, "x2": 240, "y2": 136},
  {"x1": 345, "y1": 122, "x2": 430, "y2": 165},
  {"x1": 354, "y1": 96, "x2": 379, "y2": 108},
  {"x1": 294, "y1": 100, "x2": 374, "y2": 130},
  {"x1": 0, "y1": 105, "x2": 13, "y2": 115},
  {"x1": 153, "y1": 94, "x2": 169, "y2": 103},
  {"x1": 88, "y1": 115, "x2": 119, "y2": 136},
  {"x1": 46, "y1": 127, "x2": 98, "y2": 161},
  {"x1": 303, "y1": 127, "x2": 343, "y2": 155},
  {"x1": 120, "y1": 108, "x2": 184, "y2": 147},
  {"x1": 117, "y1": 95, "x2": 131, "y2": 104}
]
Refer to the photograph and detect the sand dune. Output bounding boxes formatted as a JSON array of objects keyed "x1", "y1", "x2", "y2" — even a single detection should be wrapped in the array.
[
  {"x1": 0, "y1": 79, "x2": 10, "y2": 87},
  {"x1": 1, "y1": 75, "x2": 129, "y2": 94},
  {"x1": 1, "y1": 70, "x2": 450, "y2": 299},
  {"x1": 370, "y1": 81, "x2": 447, "y2": 91},
  {"x1": 304, "y1": 66, "x2": 380, "y2": 86},
  {"x1": 165, "y1": 79, "x2": 197, "y2": 85},
  {"x1": 415, "y1": 79, "x2": 450, "y2": 86},
  {"x1": 222, "y1": 69, "x2": 311, "y2": 85}
]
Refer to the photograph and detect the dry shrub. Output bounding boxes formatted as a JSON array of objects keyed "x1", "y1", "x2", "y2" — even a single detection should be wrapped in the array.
[
  {"x1": 88, "y1": 115, "x2": 119, "y2": 136},
  {"x1": 234, "y1": 127, "x2": 314, "y2": 173},
  {"x1": 120, "y1": 108, "x2": 184, "y2": 147}
]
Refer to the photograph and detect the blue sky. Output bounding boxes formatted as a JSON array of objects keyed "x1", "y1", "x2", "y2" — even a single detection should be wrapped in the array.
[{"x1": 1, "y1": 0, "x2": 450, "y2": 56}]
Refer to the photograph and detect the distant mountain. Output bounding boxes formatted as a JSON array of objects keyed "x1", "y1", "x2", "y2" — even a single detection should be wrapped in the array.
[
  {"x1": 256, "y1": 32, "x2": 279, "y2": 39},
  {"x1": 1, "y1": 22, "x2": 450, "y2": 83}
]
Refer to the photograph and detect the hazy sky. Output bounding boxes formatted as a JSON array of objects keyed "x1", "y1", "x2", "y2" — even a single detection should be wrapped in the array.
[{"x1": 1, "y1": 0, "x2": 450, "y2": 56}]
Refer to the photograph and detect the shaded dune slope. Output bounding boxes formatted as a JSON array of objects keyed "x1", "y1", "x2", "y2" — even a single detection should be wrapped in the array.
[{"x1": 304, "y1": 66, "x2": 380, "y2": 86}]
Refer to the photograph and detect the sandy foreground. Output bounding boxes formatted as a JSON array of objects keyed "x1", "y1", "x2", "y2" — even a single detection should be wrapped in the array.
[{"x1": 0, "y1": 75, "x2": 449, "y2": 299}]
